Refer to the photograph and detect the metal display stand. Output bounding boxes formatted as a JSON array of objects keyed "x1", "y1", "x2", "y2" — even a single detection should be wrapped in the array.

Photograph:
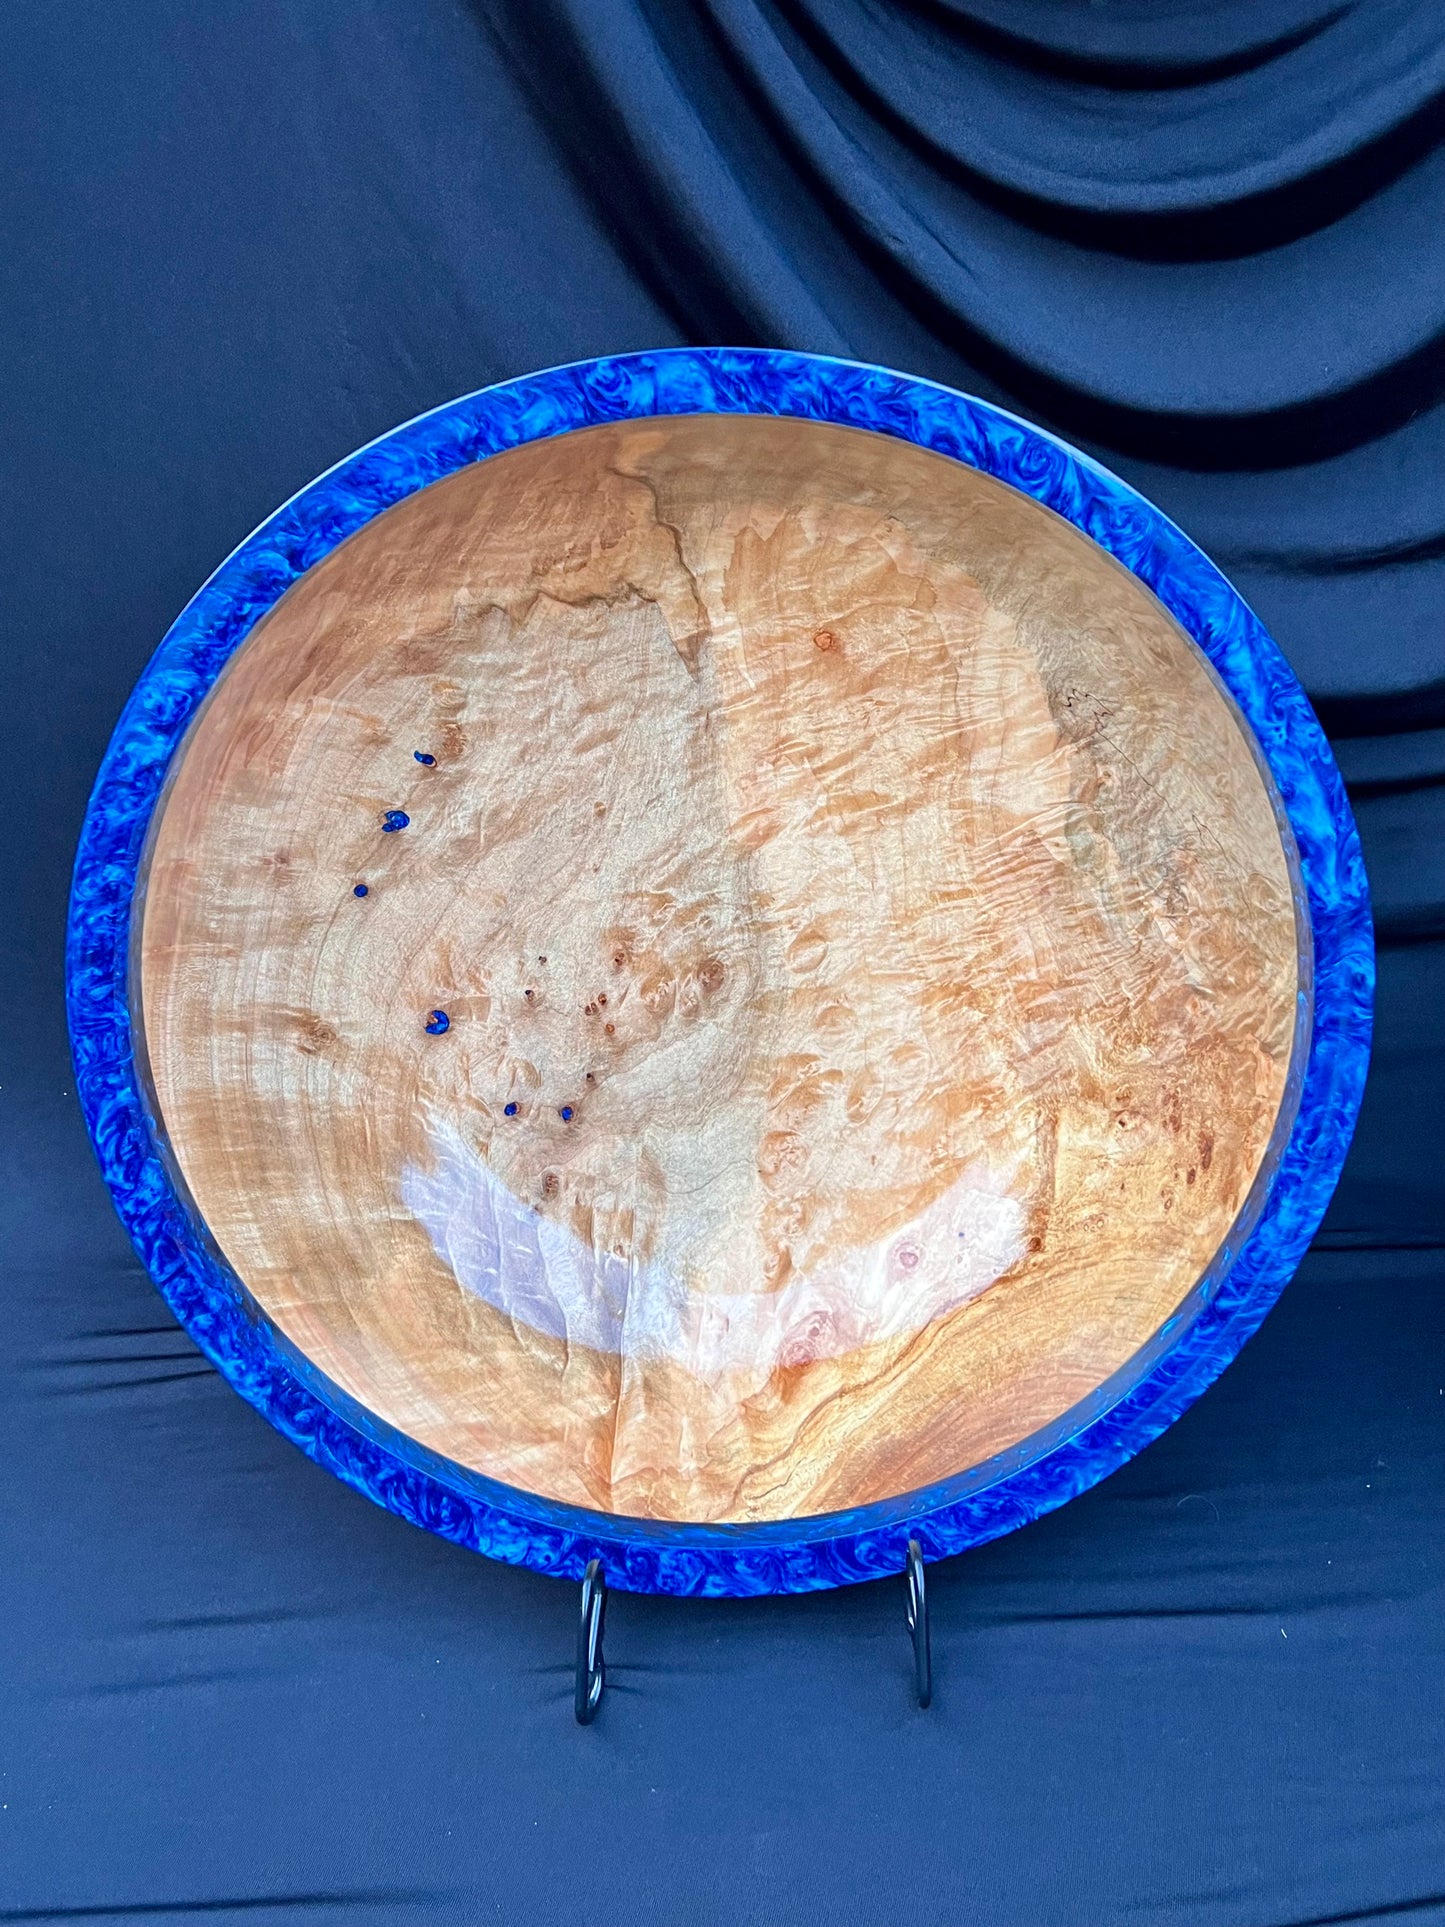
[
  {"x1": 573, "y1": 1540, "x2": 932, "y2": 1723},
  {"x1": 574, "y1": 1559, "x2": 608, "y2": 1724},
  {"x1": 905, "y1": 1539, "x2": 932, "y2": 1709}
]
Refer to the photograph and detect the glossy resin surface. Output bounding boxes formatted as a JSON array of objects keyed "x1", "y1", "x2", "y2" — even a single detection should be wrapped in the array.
[{"x1": 68, "y1": 349, "x2": 1372, "y2": 1593}]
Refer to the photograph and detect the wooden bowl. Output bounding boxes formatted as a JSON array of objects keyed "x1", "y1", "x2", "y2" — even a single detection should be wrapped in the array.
[{"x1": 70, "y1": 352, "x2": 1371, "y2": 1591}]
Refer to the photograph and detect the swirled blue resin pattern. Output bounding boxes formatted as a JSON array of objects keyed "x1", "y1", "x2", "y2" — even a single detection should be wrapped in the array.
[{"x1": 65, "y1": 348, "x2": 1373, "y2": 1597}]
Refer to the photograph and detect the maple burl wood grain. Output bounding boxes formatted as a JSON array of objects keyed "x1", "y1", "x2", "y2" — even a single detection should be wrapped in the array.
[{"x1": 137, "y1": 414, "x2": 1303, "y2": 1522}]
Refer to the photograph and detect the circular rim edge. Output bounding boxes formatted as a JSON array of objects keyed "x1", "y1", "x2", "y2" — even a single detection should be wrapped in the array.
[{"x1": 65, "y1": 346, "x2": 1374, "y2": 1595}]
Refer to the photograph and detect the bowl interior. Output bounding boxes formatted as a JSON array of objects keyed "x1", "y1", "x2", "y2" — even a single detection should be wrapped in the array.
[{"x1": 135, "y1": 412, "x2": 1304, "y2": 1525}]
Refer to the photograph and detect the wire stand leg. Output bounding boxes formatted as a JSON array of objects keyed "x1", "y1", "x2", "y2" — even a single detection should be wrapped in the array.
[
  {"x1": 574, "y1": 1558, "x2": 607, "y2": 1724},
  {"x1": 905, "y1": 1538, "x2": 932, "y2": 1709}
]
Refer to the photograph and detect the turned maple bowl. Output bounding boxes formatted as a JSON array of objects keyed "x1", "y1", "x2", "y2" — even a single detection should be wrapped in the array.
[{"x1": 68, "y1": 350, "x2": 1371, "y2": 1593}]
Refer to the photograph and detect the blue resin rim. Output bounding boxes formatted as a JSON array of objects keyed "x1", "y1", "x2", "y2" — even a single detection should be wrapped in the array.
[{"x1": 66, "y1": 348, "x2": 1373, "y2": 1596}]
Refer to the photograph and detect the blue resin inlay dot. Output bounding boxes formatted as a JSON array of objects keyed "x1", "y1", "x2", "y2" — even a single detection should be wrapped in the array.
[
  {"x1": 64, "y1": 348, "x2": 1373, "y2": 1597},
  {"x1": 381, "y1": 810, "x2": 409, "y2": 833},
  {"x1": 424, "y1": 1010, "x2": 450, "y2": 1036},
  {"x1": 414, "y1": 751, "x2": 436, "y2": 765},
  {"x1": 503, "y1": 1103, "x2": 518, "y2": 1117},
  {"x1": 353, "y1": 884, "x2": 368, "y2": 898}
]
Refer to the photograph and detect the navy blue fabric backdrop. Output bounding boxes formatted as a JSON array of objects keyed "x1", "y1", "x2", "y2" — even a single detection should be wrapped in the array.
[{"x1": 3, "y1": 3, "x2": 1443, "y2": 1922}]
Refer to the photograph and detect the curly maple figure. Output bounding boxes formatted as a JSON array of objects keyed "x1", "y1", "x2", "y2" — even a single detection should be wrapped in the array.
[{"x1": 138, "y1": 414, "x2": 1302, "y2": 1523}]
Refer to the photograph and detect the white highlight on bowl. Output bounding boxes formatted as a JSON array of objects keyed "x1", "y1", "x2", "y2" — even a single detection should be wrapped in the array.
[{"x1": 402, "y1": 1114, "x2": 1028, "y2": 1385}]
